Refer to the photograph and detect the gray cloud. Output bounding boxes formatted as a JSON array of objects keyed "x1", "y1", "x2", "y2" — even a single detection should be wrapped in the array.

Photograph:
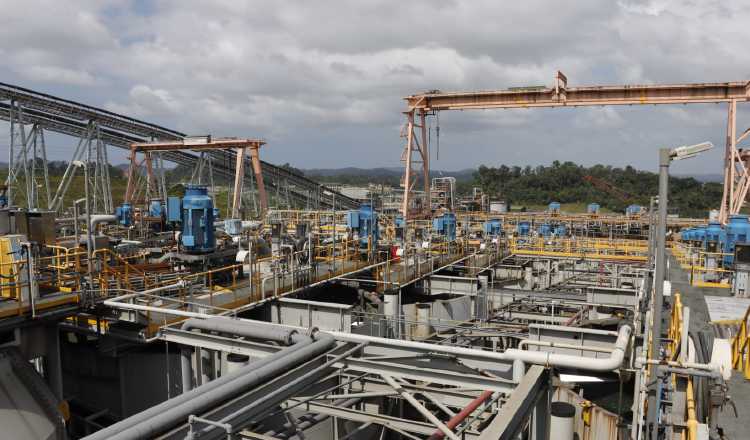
[{"x1": 0, "y1": 0, "x2": 748, "y2": 173}]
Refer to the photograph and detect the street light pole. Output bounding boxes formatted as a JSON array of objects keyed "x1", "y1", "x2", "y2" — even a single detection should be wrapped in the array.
[{"x1": 645, "y1": 141, "x2": 713, "y2": 439}]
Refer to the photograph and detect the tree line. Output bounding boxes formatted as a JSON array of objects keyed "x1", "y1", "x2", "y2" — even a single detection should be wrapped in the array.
[{"x1": 473, "y1": 161, "x2": 722, "y2": 217}]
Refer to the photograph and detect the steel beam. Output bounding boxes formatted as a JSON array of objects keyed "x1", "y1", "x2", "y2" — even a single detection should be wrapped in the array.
[{"x1": 477, "y1": 365, "x2": 549, "y2": 440}]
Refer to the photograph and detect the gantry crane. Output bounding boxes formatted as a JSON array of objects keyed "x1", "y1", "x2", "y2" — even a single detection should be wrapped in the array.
[
  {"x1": 399, "y1": 72, "x2": 750, "y2": 221},
  {"x1": 125, "y1": 138, "x2": 268, "y2": 218}
]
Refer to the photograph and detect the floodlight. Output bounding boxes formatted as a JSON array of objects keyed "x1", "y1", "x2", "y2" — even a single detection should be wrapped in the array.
[{"x1": 669, "y1": 141, "x2": 714, "y2": 161}]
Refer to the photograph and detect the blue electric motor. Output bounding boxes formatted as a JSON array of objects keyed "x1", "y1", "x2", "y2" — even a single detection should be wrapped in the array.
[
  {"x1": 704, "y1": 220, "x2": 724, "y2": 253},
  {"x1": 539, "y1": 223, "x2": 552, "y2": 237},
  {"x1": 432, "y1": 213, "x2": 457, "y2": 241},
  {"x1": 554, "y1": 224, "x2": 567, "y2": 237},
  {"x1": 149, "y1": 199, "x2": 164, "y2": 218},
  {"x1": 348, "y1": 203, "x2": 379, "y2": 247},
  {"x1": 115, "y1": 203, "x2": 133, "y2": 226},
  {"x1": 181, "y1": 185, "x2": 216, "y2": 253},
  {"x1": 626, "y1": 204, "x2": 643, "y2": 216},
  {"x1": 517, "y1": 221, "x2": 531, "y2": 236},
  {"x1": 725, "y1": 214, "x2": 750, "y2": 265},
  {"x1": 483, "y1": 219, "x2": 503, "y2": 236}
]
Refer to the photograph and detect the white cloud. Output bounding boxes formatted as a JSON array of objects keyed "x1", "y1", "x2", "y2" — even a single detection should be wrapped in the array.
[{"x1": 0, "y1": 0, "x2": 748, "y2": 173}]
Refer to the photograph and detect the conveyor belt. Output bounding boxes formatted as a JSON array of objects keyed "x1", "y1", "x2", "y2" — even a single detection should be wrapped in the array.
[{"x1": 0, "y1": 82, "x2": 360, "y2": 209}]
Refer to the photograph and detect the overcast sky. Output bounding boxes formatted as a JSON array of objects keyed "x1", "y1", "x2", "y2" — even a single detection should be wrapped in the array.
[{"x1": 1, "y1": 0, "x2": 749, "y2": 174}]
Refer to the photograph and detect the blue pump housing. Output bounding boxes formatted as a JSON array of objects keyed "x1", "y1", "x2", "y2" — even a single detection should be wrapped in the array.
[
  {"x1": 725, "y1": 214, "x2": 750, "y2": 265},
  {"x1": 181, "y1": 185, "x2": 216, "y2": 253},
  {"x1": 348, "y1": 203, "x2": 379, "y2": 247},
  {"x1": 554, "y1": 224, "x2": 567, "y2": 237},
  {"x1": 115, "y1": 203, "x2": 133, "y2": 226},
  {"x1": 483, "y1": 219, "x2": 503, "y2": 236},
  {"x1": 626, "y1": 204, "x2": 643, "y2": 216},
  {"x1": 539, "y1": 223, "x2": 552, "y2": 237},
  {"x1": 548, "y1": 202, "x2": 561, "y2": 214},
  {"x1": 517, "y1": 221, "x2": 531, "y2": 236},
  {"x1": 432, "y1": 213, "x2": 457, "y2": 241},
  {"x1": 149, "y1": 199, "x2": 164, "y2": 218}
]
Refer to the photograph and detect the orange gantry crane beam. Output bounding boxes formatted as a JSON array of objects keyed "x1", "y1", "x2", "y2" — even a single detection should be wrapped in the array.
[
  {"x1": 125, "y1": 138, "x2": 268, "y2": 218},
  {"x1": 399, "y1": 71, "x2": 750, "y2": 220}
]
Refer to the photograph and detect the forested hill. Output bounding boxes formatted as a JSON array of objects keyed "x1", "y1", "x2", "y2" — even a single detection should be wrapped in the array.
[{"x1": 474, "y1": 161, "x2": 722, "y2": 218}]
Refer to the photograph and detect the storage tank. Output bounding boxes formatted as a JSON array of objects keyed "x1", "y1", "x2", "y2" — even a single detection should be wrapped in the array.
[{"x1": 181, "y1": 185, "x2": 216, "y2": 253}]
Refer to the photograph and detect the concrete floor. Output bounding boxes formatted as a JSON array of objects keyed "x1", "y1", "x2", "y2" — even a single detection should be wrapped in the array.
[{"x1": 668, "y1": 257, "x2": 749, "y2": 439}]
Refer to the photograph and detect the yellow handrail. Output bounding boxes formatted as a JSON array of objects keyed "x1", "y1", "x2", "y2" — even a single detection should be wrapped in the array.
[{"x1": 731, "y1": 304, "x2": 750, "y2": 379}]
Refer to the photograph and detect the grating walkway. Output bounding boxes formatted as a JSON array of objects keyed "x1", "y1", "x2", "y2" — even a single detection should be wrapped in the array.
[{"x1": 668, "y1": 256, "x2": 750, "y2": 439}]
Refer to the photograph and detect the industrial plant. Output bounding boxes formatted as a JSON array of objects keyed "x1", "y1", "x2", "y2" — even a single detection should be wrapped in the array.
[{"x1": 1, "y1": 71, "x2": 750, "y2": 440}]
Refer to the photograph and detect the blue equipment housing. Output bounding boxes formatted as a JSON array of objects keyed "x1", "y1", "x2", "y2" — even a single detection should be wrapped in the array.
[
  {"x1": 626, "y1": 205, "x2": 643, "y2": 216},
  {"x1": 539, "y1": 223, "x2": 552, "y2": 237},
  {"x1": 347, "y1": 203, "x2": 379, "y2": 247},
  {"x1": 548, "y1": 202, "x2": 561, "y2": 214},
  {"x1": 115, "y1": 203, "x2": 133, "y2": 226},
  {"x1": 483, "y1": 219, "x2": 503, "y2": 236},
  {"x1": 554, "y1": 224, "x2": 567, "y2": 237},
  {"x1": 432, "y1": 213, "x2": 457, "y2": 241},
  {"x1": 149, "y1": 199, "x2": 164, "y2": 218},
  {"x1": 180, "y1": 185, "x2": 216, "y2": 253},
  {"x1": 517, "y1": 221, "x2": 531, "y2": 236},
  {"x1": 167, "y1": 197, "x2": 181, "y2": 222},
  {"x1": 587, "y1": 203, "x2": 600, "y2": 214},
  {"x1": 704, "y1": 220, "x2": 724, "y2": 254},
  {"x1": 724, "y1": 214, "x2": 750, "y2": 265}
]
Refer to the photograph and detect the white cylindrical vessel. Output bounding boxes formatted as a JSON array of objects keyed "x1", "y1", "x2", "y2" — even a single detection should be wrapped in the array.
[
  {"x1": 550, "y1": 401, "x2": 576, "y2": 440},
  {"x1": 226, "y1": 353, "x2": 250, "y2": 374}
]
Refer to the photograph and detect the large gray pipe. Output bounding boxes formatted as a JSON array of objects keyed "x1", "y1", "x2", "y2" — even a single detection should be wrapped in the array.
[
  {"x1": 83, "y1": 319, "x2": 335, "y2": 440},
  {"x1": 180, "y1": 317, "x2": 302, "y2": 392},
  {"x1": 89, "y1": 214, "x2": 117, "y2": 231}
]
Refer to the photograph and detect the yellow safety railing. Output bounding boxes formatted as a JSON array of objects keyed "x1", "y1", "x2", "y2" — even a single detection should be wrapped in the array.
[
  {"x1": 731, "y1": 303, "x2": 750, "y2": 379},
  {"x1": 509, "y1": 236, "x2": 648, "y2": 261},
  {"x1": 670, "y1": 244, "x2": 732, "y2": 289},
  {"x1": 668, "y1": 293, "x2": 683, "y2": 359}
]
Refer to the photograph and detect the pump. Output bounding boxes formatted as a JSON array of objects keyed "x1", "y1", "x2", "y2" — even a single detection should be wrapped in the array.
[
  {"x1": 181, "y1": 185, "x2": 216, "y2": 253},
  {"x1": 115, "y1": 203, "x2": 133, "y2": 226},
  {"x1": 483, "y1": 219, "x2": 503, "y2": 237},
  {"x1": 347, "y1": 203, "x2": 379, "y2": 247},
  {"x1": 432, "y1": 213, "x2": 456, "y2": 241}
]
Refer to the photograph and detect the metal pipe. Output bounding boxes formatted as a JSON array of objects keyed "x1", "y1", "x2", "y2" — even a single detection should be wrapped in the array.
[
  {"x1": 194, "y1": 342, "x2": 366, "y2": 440},
  {"x1": 518, "y1": 339, "x2": 614, "y2": 354},
  {"x1": 427, "y1": 390, "x2": 493, "y2": 440},
  {"x1": 82, "y1": 321, "x2": 334, "y2": 440},
  {"x1": 89, "y1": 214, "x2": 117, "y2": 231},
  {"x1": 381, "y1": 374, "x2": 460, "y2": 440}
]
